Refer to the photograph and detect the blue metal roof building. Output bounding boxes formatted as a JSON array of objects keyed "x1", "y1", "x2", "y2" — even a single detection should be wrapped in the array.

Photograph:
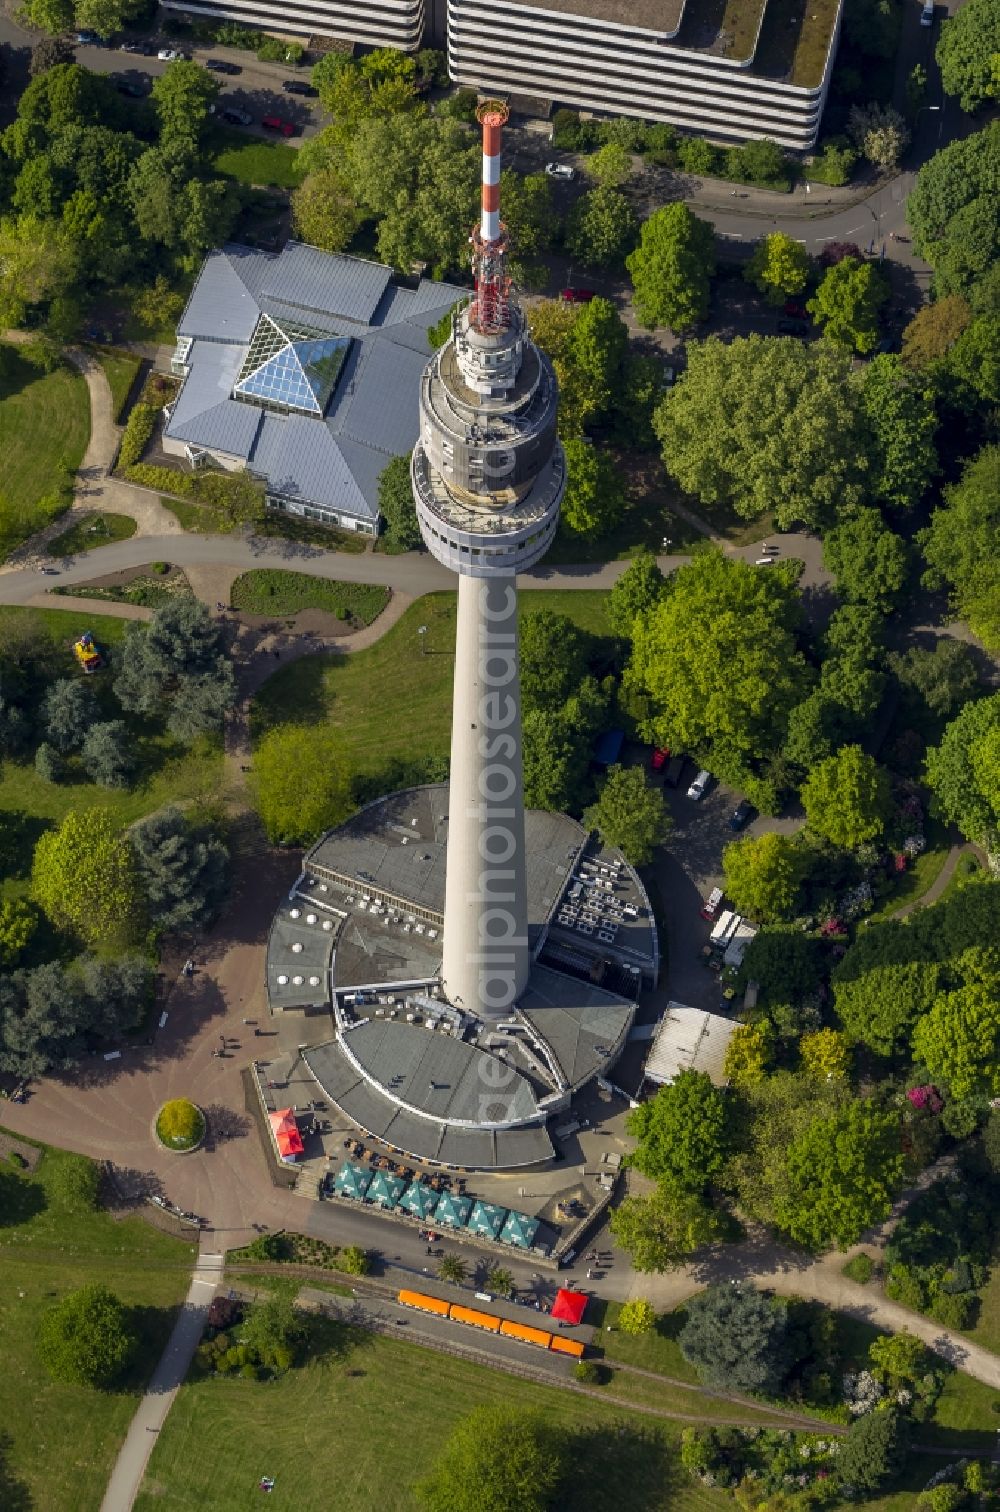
[{"x1": 163, "y1": 242, "x2": 464, "y2": 534}]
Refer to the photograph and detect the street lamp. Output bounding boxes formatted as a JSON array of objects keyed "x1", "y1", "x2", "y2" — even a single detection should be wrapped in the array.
[{"x1": 417, "y1": 624, "x2": 428, "y2": 655}]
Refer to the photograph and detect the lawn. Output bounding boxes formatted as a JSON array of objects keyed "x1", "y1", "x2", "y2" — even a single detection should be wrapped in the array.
[
  {"x1": 48, "y1": 512, "x2": 137, "y2": 557},
  {"x1": 0, "y1": 1138, "x2": 193, "y2": 1512},
  {"x1": 251, "y1": 591, "x2": 613, "y2": 791},
  {"x1": 134, "y1": 1317, "x2": 730, "y2": 1512},
  {"x1": 864, "y1": 815, "x2": 952, "y2": 924},
  {"x1": 962, "y1": 1239, "x2": 1000, "y2": 1356},
  {"x1": 230, "y1": 570, "x2": 390, "y2": 625},
  {"x1": 95, "y1": 348, "x2": 142, "y2": 422},
  {"x1": 206, "y1": 128, "x2": 305, "y2": 189},
  {"x1": 544, "y1": 457, "x2": 706, "y2": 565},
  {"x1": 159, "y1": 496, "x2": 234, "y2": 535},
  {"x1": 594, "y1": 1297, "x2": 700, "y2": 1383},
  {"x1": 0, "y1": 607, "x2": 223, "y2": 898},
  {"x1": 0, "y1": 343, "x2": 91, "y2": 560}
]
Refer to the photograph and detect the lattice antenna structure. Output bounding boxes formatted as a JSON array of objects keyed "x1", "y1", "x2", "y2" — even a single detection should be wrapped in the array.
[{"x1": 469, "y1": 100, "x2": 512, "y2": 336}]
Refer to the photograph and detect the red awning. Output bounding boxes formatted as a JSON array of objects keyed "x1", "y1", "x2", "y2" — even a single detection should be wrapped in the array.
[
  {"x1": 269, "y1": 1109, "x2": 304, "y2": 1158},
  {"x1": 550, "y1": 1288, "x2": 588, "y2": 1326}
]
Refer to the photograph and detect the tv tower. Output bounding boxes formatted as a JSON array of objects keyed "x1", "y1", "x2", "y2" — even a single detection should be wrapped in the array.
[{"x1": 411, "y1": 101, "x2": 566, "y2": 1021}]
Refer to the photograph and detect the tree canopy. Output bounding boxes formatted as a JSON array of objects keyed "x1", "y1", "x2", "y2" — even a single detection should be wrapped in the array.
[
  {"x1": 924, "y1": 691, "x2": 1000, "y2": 848},
  {"x1": 115, "y1": 598, "x2": 235, "y2": 742},
  {"x1": 582, "y1": 764, "x2": 671, "y2": 864},
  {"x1": 834, "y1": 956, "x2": 941, "y2": 1057},
  {"x1": 626, "y1": 1070, "x2": 731, "y2": 1193},
  {"x1": 416, "y1": 1405, "x2": 564, "y2": 1512},
  {"x1": 906, "y1": 122, "x2": 1000, "y2": 297},
  {"x1": 654, "y1": 335, "x2": 865, "y2": 528},
  {"x1": 626, "y1": 203, "x2": 716, "y2": 331},
  {"x1": 745, "y1": 232, "x2": 809, "y2": 304},
  {"x1": 252, "y1": 725, "x2": 353, "y2": 846},
  {"x1": 559, "y1": 438, "x2": 626, "y2": 539},
  {"x1": 912, "y1": 951, "x2": 1000, "y2": 1098},
  {"x1": 627, "y1": 550, "x2": 810, "y2": 762},
  {"x1": 801, "y1": 746, "x2": 891, "y2": 849},
  {"x1": 377, "y1": 455, "x2": 421, "y2": 549},
  {"x1": 857, "y1": 354, "x2": 939, "y2": 511},
  {"x1": 609, "y1": 1185, "x2": 725, "y2": 1272},
  {"x1": 722, "y1": 832, "x2": 805, "y2": 923},
  {"x1": 774, "y1": 1100, "x2": 904, "y2": 1248},
  {"x1": 936, "y1": 0, "x2": 1000, "y2": 112},
  {"x1": 822, "y1": 507, "x2": 909, "y2": 610},
  {"x1": 565, "y1": 186, "x2": 638, "y2": 268},
  {"x1": 31, "y1": 809, "x2": 143, "y2": 950},
  {"x1": 38, "y1": 1284, "x2": 136, "y2": 1388},
  {"x1": 130, "y1": 807, "x2": 229, "y2": 934},
  {"x1": 679, "y1": 1284, "x2": 791, "y2": 1395},
  {"x1": 920, "y1": 446, "x2": 1000, "y2": 654},
  {"x1": 807, "y1": 259, "x2": 889, "y2": 354}
]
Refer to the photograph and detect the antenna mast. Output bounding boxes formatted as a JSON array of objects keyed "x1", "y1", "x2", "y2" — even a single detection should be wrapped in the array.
[{"x1": 470, "y1": 100, "x2": 511, "y2": 336}]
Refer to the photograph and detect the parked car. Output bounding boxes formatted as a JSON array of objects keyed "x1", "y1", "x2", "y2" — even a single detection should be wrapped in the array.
[
  {"x1": 113, "y1": 75, "x2": 146, "y2": 96},
  {"x1": 119, "y1": 40, "x2": 153, "y2": 53},
  {"x1": 687, "y1": 769, "x2": 712, "y2": 801},
  {"x1": 664, "y1": 755, "x2": 686, "y2": 788},
  {"x1": 206, "y1": 58, "x2": 241, "y2": 74},
  {"x1": 701, "y1": 886, "x2": 723, "y2": 920},
  {"x1": 920, "y1": 0, "x2": 934, "y2": 24},
  {"x1": 545, "y1": 162, "x2": 575, "y2": 180},
  {"x1": 220, "y1": 107, "x2": 253, "y2": 126},
  {"x1": 729, "y1": 799, "x2": 754, "y2": 830},
  {"x1": 777, "y1": 318, "x2": 808, "y2": 336},
  {"x1": 157, "y1": 47, "x2": 185, "y2": 61},
  {"x1": 75, "y1": 29, "x2": 107, "y2": 45},
  {"x1": 262, "y1": 114, "x2": 295, "y2": 136},
  {"x1": 783, "y1": 300, "x2": 807, "y2": 319},
  {"x1": 283, "y1": 79, "x2": 317, "y2": 95},
  {"x1": 560, "y1": 287, "x2": 595, "y2": 303},
  {"x1": 650, "y1": 746, "x2": 671, "y2": 773}
]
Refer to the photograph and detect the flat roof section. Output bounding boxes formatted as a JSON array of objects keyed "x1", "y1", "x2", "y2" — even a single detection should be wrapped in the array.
[
  {"x1": 266, "y1": 906, "x2": 337, "y2": 1010},
  {"x1": 674, "y1": 0, "x2": 767, "y2": 61},
  {"x1": 643, "y1": 1003, "x2": 739, "y2": 1088},
  {"x1": 519, "y1": 964, "x2": 635, "y2": 1090},
  {"x1": 509, "y1": 0, "x2": 687, "y2": 35}
]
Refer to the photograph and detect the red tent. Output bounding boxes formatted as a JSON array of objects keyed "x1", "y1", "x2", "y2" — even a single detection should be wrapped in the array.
[
  {"x1": 269, "y1": 1109, "x2": 304, "y2": 1160},
  {"x1": 550, "y1": 1287, "x2": 588, "y2": 1326}
]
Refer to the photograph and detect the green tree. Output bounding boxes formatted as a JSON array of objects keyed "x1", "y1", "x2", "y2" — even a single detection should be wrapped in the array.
[
  {"x1": 858, "y1": 353, "x2": 939, "y2": 510},
  {"x1": 582, "y1": 764, "x2": 671, "y2": 865},
  {"x1": 801, "y1": 746, "x2": 891, "y2": 849},
  {"x1": 130, "y1": 807, "x2": 229, "y2": 933},
  {"x1": 338, "y1": 1245, "x2": 370, "y2": 1275},
  {"x1": 485, "y1": 1266, "x2": 514, "y2": 1298},
  {"x1": 738, "y1": 928, "x2": 825, "y2": 1008},
  {"x1": 848, "y1": 103, "x2": 910, "y2": 169},
  {"x1": 836, "y1": 1408, "x2": 909, "y2": 1491},
  {"x1": 81, "y1": 721, "x2": 132, "y2": 789},
  {"x1": 609, "y1": 1184, "x2": 725, "y2": 1272},
  {"x1": 834, "y1": 959, "x2": 941, "y2": 1056},
  {"x1": 607, "y1": 548, "x2": 667, "y2": 638},
  {"x1": 723, "y1": 1021, "x2": 773, "y2": 1087},
  {"x1": 822, "y1": 508, "x2": 909, "y2": 609},
  {"x1": 901, "y1": 294, "x2": 972, "y2": 370},
  {"x1": 115, "y1": 598, "x2": 235, "y2": 740},
  {"x1": 522, "y1": 707, "x2": 589, "y2": 813},
  {"x1": 727, "y1": 137, "x2": 788, "y2": 185},
  {"x1": 775, "y1": 1100, "x2": 903, "y2": 1248},
  {"x1": 378, "y1": 454, "x2": 421, "y2": 548},
  {"x1": 587, "y1": 140, "x2": 632, "y2": 187},
  {"x1": 947, "y1": 311, "x2": 1000, "y2": 407},
  {"x1": 679, "y1": 1284, "x2": 791, "y2": 1395},
  {"x1": 75, "y1": 0, "x2": 146, "y2": 36},
  {"x1": 0, "y1": 899, "x2": 38, "y2": 970},
  {"x1": 559, "y1": 438, "x2": 626, "y2": 539},
  {"x1": 906, "y1": 122, "x2": 999, "y2": 296},
  {"x1": 416, "y1": 1405, "x2": 564, "y2": 1512},
  {"x1": 912, "y1": 952, "x2": 1000, "y2": 1099},
  {"x1": 721, "y1": 832, "x2": 805, "y2": 923},
  {"x1": 920, "y1": 446, "x2": 1000, "y2": 654},
  {"x1": 290, "y1": 168, "x2": 363, "y2": 253},
  {"x1": 42, "y1": 677, "x2": 96, "y2": 753},
  {"x1": 29, "y1": 36, "x2": 75, "y2": 76},
  {"x1": 31, "y1": 809, "x2": 143, "y2": 950},
  {"x1": 499, "y1": 170, "x2": 555, "y2": 258},
  {"x1": 728, "y1": 1071, "x2": 845, "y2": 1225},
  {"x1": 151, "y1": 60, "x2": 220, "y2": 159},
  {"x1": 45, "y1": 1152, "x2": 99, "y2": 1211},
  {"x1": 937, "y1": 0, "x2": 1000, "y2": 111},
  {"x1": 527, "y1": 296, "x2": 628, "y2": 438},
  {"x1": 626, "y1": 1069, "x2": 730, "y2": 1192},
  {"x1": 240, "y1": 1292, "x2": 306, "y2": 1369},
  {"x1": 869, "y1": 1329, "x2": 928, "y2": 1386},
  {"x1": 627, "y1": 203, "x2": 715, "y2": 331},
  {"x1": 745, "y1": 232, "x2": 810, "y2": 304},
  {"x1": 617, "y1": 1298, "x2": 656, "y2": 1335},
  {"x1": 807, "y1": 258, "x2": 889, "y2": 353},
  {"x1": 252, "y1": 725, "x2": 353, "y2": 846},
  {"x1": 889, "y1": 641, "x2": 980, "y2": 719},
  {"x1": 438, "y1": 1254, "x2": 467, "y2": 1285},
  {"x1": 520, "y1": 611, "x2": 591, "y2": 710},
  {"x1": 925, "y1": 692, "x2": 1000, "y2": 848},
  {"x1": 800, "y1": 1028, "x2": 851, "y2": 1081},
  {"x1": 564, "y1": 186, "x2": 638, "y2": 268},
  {"x1": 654, "y1": 335, "x2": 864, "y2": 527},
  {"x1": 627, "y1": 550, "x2": 810, "y2": 761},
  {"x1": 21, "y1": 0, "x2": 74, "y2": 33},
  {"x1": 38, "y1": 1284, "x2": 136, "y2": 1388}
]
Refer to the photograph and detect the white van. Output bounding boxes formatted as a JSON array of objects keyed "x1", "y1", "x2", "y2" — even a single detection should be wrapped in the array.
[{"x1": 687, "y1": 769, "x2": 711, "y2": 800}]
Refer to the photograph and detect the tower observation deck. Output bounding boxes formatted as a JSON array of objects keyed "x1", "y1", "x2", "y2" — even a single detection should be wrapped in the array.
[{"x1": 411, "y1": 101, "x2": 566, "y2": 1024}]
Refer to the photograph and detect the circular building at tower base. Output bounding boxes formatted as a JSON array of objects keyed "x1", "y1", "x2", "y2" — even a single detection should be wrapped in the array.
[{"x1": 265, "y1": 785, "x2": 659, "y2": 1172}]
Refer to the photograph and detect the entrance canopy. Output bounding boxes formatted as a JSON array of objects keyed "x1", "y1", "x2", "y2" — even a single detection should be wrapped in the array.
[
  {"x1": 334, "y1": 1160, "x2": 372, "y2": 1199},
  {"x1": 499, "y1": 1209, "x2": 539, "y2": 1249},
  {"x1": 269, "y1": 1108, "x2": 304, "y2": 1159},
  {"x1": 551, "y1": 1288, "x2": 588, "y2": 1326}
]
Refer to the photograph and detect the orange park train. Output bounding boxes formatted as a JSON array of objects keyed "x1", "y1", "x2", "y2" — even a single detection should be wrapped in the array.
[
  {"x1": 72, "y1": 631, "x2": 103, "y2": 674},
  {"x1": 397, "y1": 1290, "x2": 586, "y2": 1357}
]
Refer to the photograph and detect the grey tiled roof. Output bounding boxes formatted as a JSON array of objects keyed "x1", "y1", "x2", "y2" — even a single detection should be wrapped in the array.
[{"x1": 166, "y1": 242, "x2": 464, "y2": 522}]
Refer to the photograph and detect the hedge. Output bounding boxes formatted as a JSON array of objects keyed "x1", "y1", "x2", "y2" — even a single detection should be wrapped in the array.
[{"x1": 117, "y1": 404, "x2": 157, "y2": 469}]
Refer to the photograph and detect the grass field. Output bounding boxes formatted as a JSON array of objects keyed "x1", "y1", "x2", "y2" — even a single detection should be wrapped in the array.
[
  {"x1": 0, "y1": 607, "x2": 223, "y2": 897},
  {"x1": 595, "y1": 1299, "x2": 700, "y2": 1382},
  {"x1": 207, "y1": 128, "x2": 305, "y2": 189},
  {"x1": 230, "y1": 570, "x2": 390, "y2": 624},
  {"x1": 251, "y1": 591, "x2": 613, "y2": 789},
  {"x1": 48, "y1": 512, "x2": 137, "y2": 557},
  {"x1": 0, "y1": 1137, "x2": 192, "y2": 1512},
  {"x1": 864, "y1": 815, "x2": 952, "y2": 924},
  {"x1": 159, "y1": 496, "x2": 234, "y2": 535},
  {"x1": 0, "y1": 343, "x2": 90, "y2": 560},
  {"x1": 95, "y1": 349, "x2": 142, "y2": 422}
]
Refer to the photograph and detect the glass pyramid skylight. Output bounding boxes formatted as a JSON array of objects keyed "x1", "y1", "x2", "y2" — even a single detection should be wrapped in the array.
[{"x1": 233, "y1": 313, "x2": 350, "y2": 416}]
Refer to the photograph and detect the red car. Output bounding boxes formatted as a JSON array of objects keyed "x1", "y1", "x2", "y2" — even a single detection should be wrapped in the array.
[
  {"x1": 560, "y1": 288, "x2": 596, "y2": 303},
  {"x1": 783, "y1": 300, "x2": 807, "y2": 319},
  {"x1": 650, "y1": 746, "x2": 671, "y2": 772},
  {"x1": 262, "y1": 115, "x2": 295, "y2": 137}
]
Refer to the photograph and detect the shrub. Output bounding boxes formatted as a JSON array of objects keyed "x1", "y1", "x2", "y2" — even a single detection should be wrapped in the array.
[
  {"x1": 573, "y1": 1360, "x2": 602, "y2": 1384},
  {"x1": 617, "y1": 1298, "x2": 656, "y2": 1335},
  {"x1": 118, "y1": 404, "x2": 157, "y2": 469},
  {"x1": 151, "y1": 561, "x2": 169, "y2": 574},
  {"x1": 9, "y1": 1151, "x2": 27, "y2": 1169},
  {"x1": 338, "y1": 1245, "x2": 370, "y2": 1276},
  {"x1": 843, "y1": 1253, "x2": 875, "y2": 1285},
  {"x1": 156, "y1": 1099, "x2": 204, "y2": 1149},
  {"x1": 929, "y1": 1290, "x2": 975, "y2": 1329}
]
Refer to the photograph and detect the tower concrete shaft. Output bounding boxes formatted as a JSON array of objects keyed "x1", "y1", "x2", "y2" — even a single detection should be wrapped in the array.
[
  {"x1": 440, "y1": 573, "x2": 530, "y2": 1015},
  {"x1": 411, "y1": 103, "x2": 564, "y2": 1020}
]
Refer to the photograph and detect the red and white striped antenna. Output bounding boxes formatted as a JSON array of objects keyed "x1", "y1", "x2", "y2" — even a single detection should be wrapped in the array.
[{"x1": 470, "y1": 100, "x2": 511, "y2": 336}]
